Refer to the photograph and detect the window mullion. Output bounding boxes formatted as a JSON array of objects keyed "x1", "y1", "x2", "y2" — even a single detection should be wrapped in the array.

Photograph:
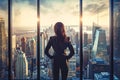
[
  {"x1": 8, "y1": 0, "x2": 12, "y2": 79},
  {"x1": 110, "y1": 0, "x2": 114, "y2": 80},
  {"x1": 80, "y1": 0, "x2": 83, "y2": 80},
  {"x1": 37, "y1": 0, "x2": 40, "y2": 79}
]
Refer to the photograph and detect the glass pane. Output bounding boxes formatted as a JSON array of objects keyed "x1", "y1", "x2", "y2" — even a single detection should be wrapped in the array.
[
  {"x1": 113, "y1": 0, "x2": 120, "y2": 79},
  {"x1": 0, "y1": 0, "x2": 9, "y2": 80},
  {"x1": 83, "y1": 0, "x2": 110, "y2": 79},
  {"x1": 40, "y1": 0, "x2": 80, "y2": 80},
  {"x1": 12, "y1": 0, "x2": 37, "y2": 79}
]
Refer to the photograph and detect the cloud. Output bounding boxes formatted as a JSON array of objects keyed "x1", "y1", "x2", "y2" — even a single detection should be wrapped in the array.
[
  {"x1": 13, "y1": 0, "x2": 37, "y2": 7},
  {"x1": 0, "y1": 0, "x2": 37, "y2": 10},
  {"x1": 40, "y1": 0, "x2": 65, "y2": 6},
  {"x1": 40, "y1": 0, "x2": 54, "y2": 8},
  {"x1": 84, "y1": 0, "x2": 108, "y2": 14},
  {"x1": 40, "y1": 0, "x2": 66, "y2": 13},
  {"x1": 0, "y1": 0, "x2": 89, "y2": 29},
  {"x1": 0, "y1": 0, "x2": 8, "y2": 11},
  {"x1": 12, "y1": 1, "x2": 37, "y2": 28},
  {"x1": 82, "y1": 0, "x2": 109, "y2": 27},
  {"x1": 40, "y1": 0, "x2": 80, "y2": 26},
  {"x1": 40, "y1": 0, "x2": 79, "y2": 15}
]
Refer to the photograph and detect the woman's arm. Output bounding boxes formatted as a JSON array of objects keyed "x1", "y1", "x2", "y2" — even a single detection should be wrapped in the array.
[
  {"x1": 66, "y1": 42, "x2": 75, "y2": 60},
  {"x1": 45, "y1": 37, "x2": 53, "y2": 59}
]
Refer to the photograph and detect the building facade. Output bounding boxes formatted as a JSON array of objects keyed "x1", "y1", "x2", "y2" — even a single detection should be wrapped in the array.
[
  {"x1": 0, "y1": 18, "x2": 7, "y2": 79},
  {"x1": 92, "y1": 27, "x2": 108, "y2": 61},
  {"x1": 15, "y1": 49, "x2": 28, "y2": 79}
]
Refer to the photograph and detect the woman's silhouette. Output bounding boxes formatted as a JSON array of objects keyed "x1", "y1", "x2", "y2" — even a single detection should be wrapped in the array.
[{"x1": 45, "y1": 22, "x2": 75, "y2": 80}]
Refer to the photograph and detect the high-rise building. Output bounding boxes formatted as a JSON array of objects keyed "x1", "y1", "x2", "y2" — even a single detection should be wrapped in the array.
[
  {"x1": 84, "y1": 32, "x2": 88, "y2": 47},
  {"x1": 15, "y1": 49, "x2": 28, "y2": 79},
  {"x1": 112, "y1": 1, "x2": 120, "y2": 79},
  {"x1": 21, "y1": 37, "x2": 26, "y2": 53},
  {"x1": 12, "y1": 35, "x2": 16, "y2": 67},
  {"x1": 87, "y1": 58, "x2": 109, "y2": 79},
  {"x1": 92, "y1": 27, "x2": 108, "y2": 60},
  {"x1": 113, "y1": 0, "x2": 120, "y2": 58},
  {"x1": 0, "y1": 18, "x2": 7, "y2": 78},
  {"x1": 40, "y1": 32, "x2": 45, "y2": 58},
  {"x1": 83, "y1": 47, "x2": 89, "y2": 68},
  {"x1": 26, "y1": 41, "x2": 31, "y2": 57},
  {"x1": 75, "y1": 32, "x2": 79, "y2": 55},
  {"x1": 92, "y1": 24, "x2": 100, "y2": 45},
  {"x1": 30, "y1": 39, "x2": 36, "y2": 58},
  {"x1": 12, "y1": 35, "x2": 16, "y2": 50}
]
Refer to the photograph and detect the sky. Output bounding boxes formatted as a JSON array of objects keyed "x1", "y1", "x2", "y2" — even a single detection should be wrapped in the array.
[{"x1": 0, "y1": 0, "x2": 109, "y2": 31}]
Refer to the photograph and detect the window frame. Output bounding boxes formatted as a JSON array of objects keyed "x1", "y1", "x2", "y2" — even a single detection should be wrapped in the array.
[{"x1": 7, "y1": 0, "x2": 114, "y2": 80}]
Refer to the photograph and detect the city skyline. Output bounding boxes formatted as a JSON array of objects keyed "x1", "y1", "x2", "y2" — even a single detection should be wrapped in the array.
[
  {"x1": 0, "y1": 0, "x2": 120, "y2": 80},
  {"x1": 0, "y1": 14, "x2": 120, "y2": 79}
]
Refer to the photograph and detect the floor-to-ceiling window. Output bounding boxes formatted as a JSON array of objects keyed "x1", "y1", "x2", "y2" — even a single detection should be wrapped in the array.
[
  {"x1": 0, "y1": 0, "x2": 9, "y2": 79},
  {"x1": 40, "y1": 0, "x2": 80, "y2": 79},
  {"x1": 82, "y1": 0, "x2": 111, "y2": 79},
  {"x1": 11, "y1": 0, "x2": 37, "y2": 79}
]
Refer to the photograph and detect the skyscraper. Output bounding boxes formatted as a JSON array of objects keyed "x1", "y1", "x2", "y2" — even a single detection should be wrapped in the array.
[
  {"x1": 11, "y1": 35, "x2": 16, "y2": 72},
  {"x1": 113, "y1": 0, "x2": 120, "y2": 58},
  {"x1": 15, "y1": 49, "x2": 28, "y2": 79},
  {"x1": 30, "y1": 39, "x2": 36, "y2": 58},
  {"x1": 87, "y1": 58, "x2": 109, "y2": 79},
  {"x1": 40, "y1": 32, "x2": 45, "y2": 58},
  {"x1": 26, "y1": 41, "x2": 31, "y2": 56},
  {"x1": 84, "y1": 32, "x2": 88, "y2": 47},
  {"x1": 0, "y1": 18, "x2": 7, "y2": 78},
  {"x1": 21, "y1": 37, "x2": 26, "y2": 53},
  {"x1": 113, "y1": 0, "x2": 120, "y2": 78},
  {"x1": 92, "y1": 24, "x2": 100, "y2": 45},
  {"x1": 92, "y1": 27, "x2": 108, "y2": 60}
]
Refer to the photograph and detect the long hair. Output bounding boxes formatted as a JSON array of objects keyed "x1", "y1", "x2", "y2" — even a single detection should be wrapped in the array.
[{"x1": 54, "y1": 22, "x2": 68, "y2": 42}]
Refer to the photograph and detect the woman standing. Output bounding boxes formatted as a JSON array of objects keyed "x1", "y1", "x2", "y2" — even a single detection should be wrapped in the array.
[{"x1": 45, "y1": 22, "x2": 75, "y2": 80}]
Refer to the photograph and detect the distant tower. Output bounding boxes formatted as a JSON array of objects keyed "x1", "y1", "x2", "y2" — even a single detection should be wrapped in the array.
[
  {"x1": 15, "y1": 49, "x2": 28, "y2": 79},
  {"x1": 0, "y1": 18, "x2": 7, "y2": 78},
  {"x1": 92, "y1": 28, "x2": 108, "y2": 60},
  {"x1": 30, "y1": 39, "x2": 36, "y2": 58},
  {"x1": 113, "y1": 0, "x2": 120, "y2": 58},
  {"x1": 75, "y1": 32, "x2": 79, "y2": 54},
  {"x1": 92, "y1": 23, "x2": 100, "y2": 45},
  {"x1": 84, "y1": 32, "x2": 88, "y2": 47},
  {"x1": 40, "y1": 32, "x2": 45, "y2": 58},
  {"x1": 113, "y1": 0, "x2": 120, "y2": 78},
  {"x1": 26, "y1": 41, "x2": 31, "y2": 56},
  {"x1": 83, "y1": 47, "x2": 89, "y2": 68},
  {"x1": 11, "y1": 35, "x2": 16, "y2": 69},
  {"x1": 21, "y1": 37, "x2": 26, "y2": 53}
]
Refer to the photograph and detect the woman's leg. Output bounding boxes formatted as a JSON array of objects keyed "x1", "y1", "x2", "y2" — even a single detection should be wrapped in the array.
[
  {"x1": 61, "y1": 61, "x2": 68, "y2": 80},
  {"x1": 53, "y1": 60, "x2": 60, "y2": 80}
]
